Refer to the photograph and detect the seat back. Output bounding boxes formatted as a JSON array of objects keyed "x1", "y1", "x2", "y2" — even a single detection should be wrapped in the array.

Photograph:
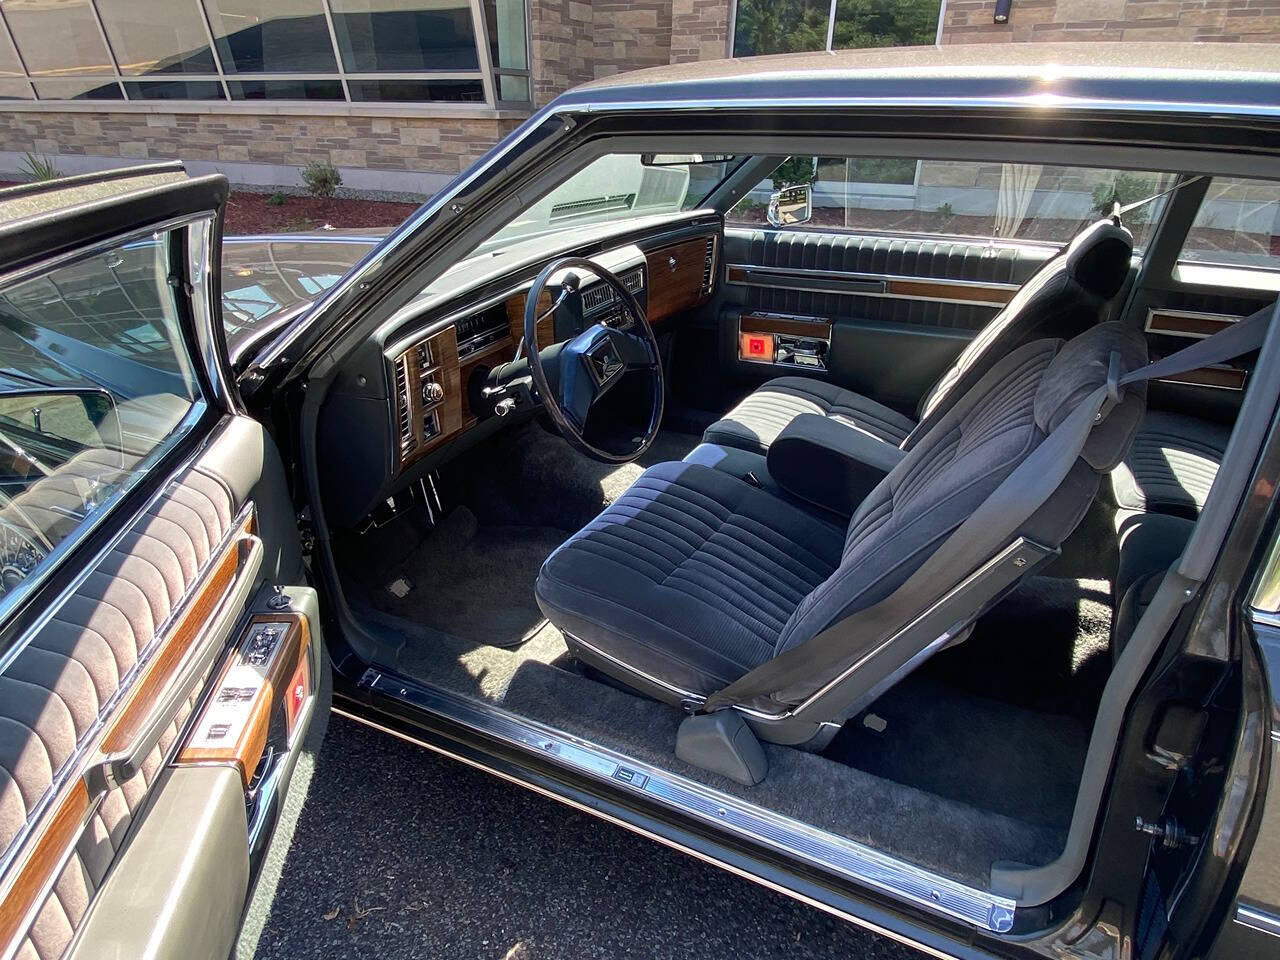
[
  {"x1": 774, "y1": 322, "x2": 1148, "y2": 666},
  {"x1": 905, "y1": 219, "x2": 1134, "y2": 449}
]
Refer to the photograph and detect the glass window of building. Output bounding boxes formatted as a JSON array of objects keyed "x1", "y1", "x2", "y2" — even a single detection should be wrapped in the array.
[
  {"x1": 484, "y1": 0, "x2": 529, "y2": 101},
  {"x1": 346, "y1": 78, "x2": 484, "y2": 102},
  {"x1": 831, "y1": 0, "x2": 941, "y2": 48},
  {"x1": 95, "y1": 0, "x2": 217, "y2": 75},
  {"x1": 329, "y1": 0, "x2": 480, "y2": 72},
  {"x1": 0, "y1": 16, "x2": 26, "y2": 77},
  {"x1": 201, "y1": 0, "x2": 339, "y2": 73},
  {"x1": 32, "y1": 78, "x2": 123, "y2": 100},
  {"x1": 729, "y1": 156, "x2": 1178, "y2": 249},
  {"x1": 732, "y1": 0, "x2": 942, "y2": 55},
  {"x1": 732, "y1": 0, "x2": 829, "y2": 56},
  {"x1": 228, "y1": 79, "x2": 345, "y2": 100},
  {"x1": 2, "y1": 0, "x2": 113, "y2": 76},
  {"x1": 1180, "y1": 177, "x2": 1280, "y2": 273}
]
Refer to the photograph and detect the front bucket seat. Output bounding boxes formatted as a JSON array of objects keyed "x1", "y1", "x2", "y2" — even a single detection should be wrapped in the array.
[{"x1": 536, "y1": 322, "x2": 1149, "y2": 744}]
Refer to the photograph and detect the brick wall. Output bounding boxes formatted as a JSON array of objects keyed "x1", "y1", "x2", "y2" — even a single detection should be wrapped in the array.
[
  {"x1": 529, "y1": 0, "x2": 729, "y2": 99},
  {"x1": 942, "y1": 0, "x2": 1280, "y2": 43},
  {"x1": 671, "y1": 0, "x2": 732, "y2": 62},
  {"x1": 3, "y1": 110, "x2": 521, "y2": 183}
]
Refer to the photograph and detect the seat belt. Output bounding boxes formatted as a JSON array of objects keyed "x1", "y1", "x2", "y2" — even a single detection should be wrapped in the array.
[{"x1": 703, "y1": 303, "x2": 1275, "y2": 716}]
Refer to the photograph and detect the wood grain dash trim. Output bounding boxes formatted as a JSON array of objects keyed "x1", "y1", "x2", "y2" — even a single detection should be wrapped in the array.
[
  {"x1": 100, "y1": 511, "x2": 254, "y2": 754},
  {"x1": 0, "y1": 779, "x2": 90, "y2": 951}
]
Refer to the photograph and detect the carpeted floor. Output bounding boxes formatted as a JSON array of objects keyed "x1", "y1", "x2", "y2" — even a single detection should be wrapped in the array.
[{"x1": 336, "y1": 421, "x2": 1114, "y2": 893}]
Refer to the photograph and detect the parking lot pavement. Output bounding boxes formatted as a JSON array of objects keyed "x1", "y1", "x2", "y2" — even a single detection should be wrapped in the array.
[{"x1": 247, "y1": 712, "x2": 927, "y2": 960}]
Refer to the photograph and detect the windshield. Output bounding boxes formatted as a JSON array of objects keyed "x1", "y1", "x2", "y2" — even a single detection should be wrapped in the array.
[{"x1": 478, "y1": 153, "x2": 743, "y2": 253}]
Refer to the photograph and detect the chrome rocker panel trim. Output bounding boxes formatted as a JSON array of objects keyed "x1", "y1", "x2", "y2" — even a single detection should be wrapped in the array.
[{"x1": 358, "y1": 667, "x2": 1017, "y2": 934}]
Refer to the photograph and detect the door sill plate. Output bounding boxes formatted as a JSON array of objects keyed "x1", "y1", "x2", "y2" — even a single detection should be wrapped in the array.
[{"x1": 358, "y1": 668, "x2": 1016, "y2": 934}]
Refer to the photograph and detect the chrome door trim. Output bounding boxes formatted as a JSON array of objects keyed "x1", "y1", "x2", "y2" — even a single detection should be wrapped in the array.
[
  {"x1": 334, "y1": 706, "x2": 969, "y2": 960},
  {"x1": 1237, "y1": 903, "x2": 1280, "y2": 938},
  {"x1": 358, "y1": 668, "x2": 1018, "y2": 934}
]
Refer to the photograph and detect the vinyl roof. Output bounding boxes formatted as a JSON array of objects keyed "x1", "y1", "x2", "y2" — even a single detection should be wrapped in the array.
[{"x1": 552, "y1": 42, "x2": 1280, "y2": 116}]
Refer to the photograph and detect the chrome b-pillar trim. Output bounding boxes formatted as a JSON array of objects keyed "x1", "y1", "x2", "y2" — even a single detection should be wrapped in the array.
[{"x1": 358, "y1": 668, "x2": 1017, "y2": 934}]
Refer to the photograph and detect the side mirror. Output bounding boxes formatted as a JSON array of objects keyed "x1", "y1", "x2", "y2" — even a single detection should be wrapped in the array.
[{"x1": 767, "y1": 183, "x2": 812, "y2": 227}]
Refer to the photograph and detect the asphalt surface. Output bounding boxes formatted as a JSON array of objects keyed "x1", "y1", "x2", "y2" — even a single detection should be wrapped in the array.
[{"x1": 250, "y1": 712, "x2": 927, "y2": 960}]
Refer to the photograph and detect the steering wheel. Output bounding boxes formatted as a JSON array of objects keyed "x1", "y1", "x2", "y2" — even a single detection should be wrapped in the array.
[{"x1": 524, "y1": 256, "x2": 664, "y2": 464}]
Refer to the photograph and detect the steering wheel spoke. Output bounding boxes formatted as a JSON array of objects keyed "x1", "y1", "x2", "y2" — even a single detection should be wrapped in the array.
[{"x1": 523, "y1": 257, "x2": 665, "y2": 464}]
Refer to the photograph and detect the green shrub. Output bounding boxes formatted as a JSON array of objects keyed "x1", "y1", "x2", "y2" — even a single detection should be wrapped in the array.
[
  {"x1": 936, "y1": 201, "x2": 954, "y2": 219},
  {"x1": 266, "y1": 191, "x2": 288, "y2": 206},
  {"x1": 301, "y1": 161, "x2": 342, "y2": 199},
  {"x1": 20, "y1": 152, "x2": 61, "y2": 182}
]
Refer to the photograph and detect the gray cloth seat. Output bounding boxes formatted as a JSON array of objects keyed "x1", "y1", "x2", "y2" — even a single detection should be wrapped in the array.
[
  {"x1": 1110, "y1": 411, "x2": 1230, "y2": 519},
  {"x1": 703, "y1": 218, "x2": 1134, "y2": 458},
  {"x1": 537, "y1": 322, "x2": 1148, "y2": 711},
  {"x1": 535, "y1": 459, "x2": 847, "y2": 698}
]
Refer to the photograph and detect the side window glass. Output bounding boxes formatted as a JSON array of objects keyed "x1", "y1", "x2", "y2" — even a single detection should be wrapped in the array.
[
  {"x1": 728, "y1": 156, "x2": 1177, "y2": 249},
  {"x1": 1180, "y1": 177, "x2": 1280, "y2": 273},
  {"x1": 0, "y1": 225, "x2": 206, "y2": 610}
]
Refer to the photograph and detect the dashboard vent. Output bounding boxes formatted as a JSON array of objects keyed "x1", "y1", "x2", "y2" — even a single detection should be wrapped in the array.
[
  {"x1": 395, "y1": 355, "x2": 416, "y2": 457},
  {"x1": 701, "y1": 237, "x2": 716, "y2": 293},
  {"x1": 581, "y1": 284, "x2": 614, "y2": 313},
  {"x1": 622, "y1": 268, "x2": 644, "y2": 294}
]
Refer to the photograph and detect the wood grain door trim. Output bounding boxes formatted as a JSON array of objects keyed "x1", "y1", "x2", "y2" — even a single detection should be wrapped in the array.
[
  {"x1": 0, "y1": 780, "x2": 92, "y2": 956},
  {"x1": 740, "y1": 314, "x2": 833, "y2": 339},
  {"x1": 100, "y1": 507, "x2": 259, "y2": 758},
  {"x1": 175, "y1": 613, "x2": 312, "y2": 786},
  {"x1": 1145, "y1": 307, "x2": 1242, "y2": 339}
]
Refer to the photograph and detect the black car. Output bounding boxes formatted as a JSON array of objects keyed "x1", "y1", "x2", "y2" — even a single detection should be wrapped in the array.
[{"x1": 0, "y1": 42, "x2": 1278, "y2": 960}]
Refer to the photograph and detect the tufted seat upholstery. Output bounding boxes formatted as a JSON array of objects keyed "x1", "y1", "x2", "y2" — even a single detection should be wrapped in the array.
[
  {"x1": 704, "y1": 218, "x2": 1134, "y2": 459},
  {"x1": 538, "y1": 322, "x2": 1148, "y2": 711},
  {"x1": 535, "y1": 460, "x2": 846, "y2": 697},
  {"x1": 1110, "y1": 411, "x2": 1230, "y2": 519}
]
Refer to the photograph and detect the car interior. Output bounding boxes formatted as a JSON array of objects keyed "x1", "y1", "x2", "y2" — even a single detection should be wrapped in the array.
[
  {"x1": 0, "y1": 151, "x2": 1273, "y2": 932},
  {"x1": 301, "y1": 152, "x2": 1278, "y2": 907}
]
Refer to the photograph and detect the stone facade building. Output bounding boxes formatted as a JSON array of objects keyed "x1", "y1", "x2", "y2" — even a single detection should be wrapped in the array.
[{"x1": 0, "y1": 0, "x2": 1271, "y2": 197}]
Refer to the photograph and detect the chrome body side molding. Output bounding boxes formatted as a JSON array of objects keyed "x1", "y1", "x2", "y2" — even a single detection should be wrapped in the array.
[{"x1": 357, "y1": 668, "x2": 1017, "y2": 935}]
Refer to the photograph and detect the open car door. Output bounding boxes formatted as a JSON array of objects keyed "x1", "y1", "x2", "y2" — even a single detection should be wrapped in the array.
[{"x1": 0, "y1": 163, "x2": 325, "y2": 960}]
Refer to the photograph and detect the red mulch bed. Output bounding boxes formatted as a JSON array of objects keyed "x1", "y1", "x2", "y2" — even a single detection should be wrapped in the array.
[{"x1": 223, "y1": 191, "x2": 421, "y2": 235}]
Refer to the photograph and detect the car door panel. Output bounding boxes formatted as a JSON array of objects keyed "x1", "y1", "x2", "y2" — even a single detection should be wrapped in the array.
[
  {"x1": 0, "y1": 413, "x2": 311, "y2": 960},
  {"x1": 720, "y1": 226, "x2": 1052, "y2": 410},
  {"x1": 0, "y1": 168, "x2": 320, "y2": 960}
]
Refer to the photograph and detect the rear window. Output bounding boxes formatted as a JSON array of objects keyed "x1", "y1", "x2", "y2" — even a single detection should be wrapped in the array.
[
  {"x1": 728, "y1": 156, "x2": 1178, "y2": 249},
  {"x1": 1179, "y1": 177, "x2": 1280, "y2": 273}
]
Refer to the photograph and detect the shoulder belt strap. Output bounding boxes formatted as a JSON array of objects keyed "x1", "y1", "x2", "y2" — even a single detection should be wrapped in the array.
[{"x1": 703, "y1": 303, "x2": 1275, "y2": 715}]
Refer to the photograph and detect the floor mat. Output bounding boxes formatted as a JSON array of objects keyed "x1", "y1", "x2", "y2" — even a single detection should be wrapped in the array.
[{"x1": 368, "y1": 507, "x2": 566, "y2": 647}]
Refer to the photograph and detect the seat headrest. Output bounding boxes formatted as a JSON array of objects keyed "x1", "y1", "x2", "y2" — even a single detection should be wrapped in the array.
[
  {"x1": 1062, "y1": 218, "x2": 1134, "y2": 300},
  {"x1": 1034, "y1": 321, "x2": 1148, "y2": 471}
]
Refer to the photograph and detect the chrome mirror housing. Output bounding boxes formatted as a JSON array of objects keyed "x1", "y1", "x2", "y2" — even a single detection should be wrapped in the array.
[{"x1": 767, "y1": 183, "x2": 813, "y2": 227}]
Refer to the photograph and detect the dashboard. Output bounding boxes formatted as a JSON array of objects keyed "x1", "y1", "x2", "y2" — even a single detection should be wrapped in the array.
[
  {"x1": 387, "y1": 231, "x2": 718, "y2": 476},
  {"x1": 317, "y1": 217, "x2": 721, "y2": 529}
]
